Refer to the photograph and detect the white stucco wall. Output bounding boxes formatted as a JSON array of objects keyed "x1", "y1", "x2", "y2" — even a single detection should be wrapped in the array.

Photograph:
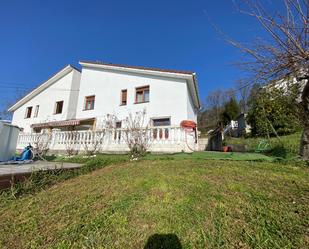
[
  {"x1": 11, "y1": 69, "x2": 81, "y2": 132},
  {"x1": 66, "y1": 70, "x2": 81, "y2": 119},
  {"x1": 75, "y1": 67, "x2": 196, "y2": 127},
  {"x1": 11, "y1": 65, "x2": 199, "y2": 133},
  {"x1": 187, "y1": 85, "x2": 197, "y2": 122}
]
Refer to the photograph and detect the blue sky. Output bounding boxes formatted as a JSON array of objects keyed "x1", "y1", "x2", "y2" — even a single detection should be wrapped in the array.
[{"x1": 0, "y1": 0, "x2": 274, "y2": 111}]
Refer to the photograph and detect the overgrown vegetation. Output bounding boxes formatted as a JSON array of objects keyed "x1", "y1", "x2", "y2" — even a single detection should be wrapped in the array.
[{"x1": 0, "y1": 159, "x2": 308, "y2": 248}]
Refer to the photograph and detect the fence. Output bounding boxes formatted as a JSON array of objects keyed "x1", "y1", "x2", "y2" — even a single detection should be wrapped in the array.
[{"x1": 16, "y1": 126, "x2": 197, "y2": 153}]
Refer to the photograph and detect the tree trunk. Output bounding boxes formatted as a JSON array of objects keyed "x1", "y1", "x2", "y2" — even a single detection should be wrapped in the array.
[
  {"x1": 300, "y1": 76, "x2": 309, "y2": 160},
  {"x1": 300, "y1": 125, "x2": 309, "y2": 160}
]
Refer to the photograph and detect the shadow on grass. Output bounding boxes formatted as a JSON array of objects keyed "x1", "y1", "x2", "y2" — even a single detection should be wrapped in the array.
[
  {"x1": 144, "y1": 234, "x2": 182, "y2": 249},
  {"x1": 270, "y1": 145, "x2": 288, "y2": 158}
]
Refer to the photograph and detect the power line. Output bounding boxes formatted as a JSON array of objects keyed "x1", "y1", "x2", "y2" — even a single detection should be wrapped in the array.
[{"x1": 0, "y1": 85, "x2": 80, "y2": 92}]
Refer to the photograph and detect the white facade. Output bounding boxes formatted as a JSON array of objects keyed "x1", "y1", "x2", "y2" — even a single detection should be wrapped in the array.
[
  {"x1": 76, "y1": 63, "x2": 198, "y2": 128},
  {"x1": 10, "y1": 65, "x2": 81, "y2": 132},
  {"x1": 9, "y1": 62, "x2": 200, "y2": 132},
  {"x1": 9, "y1": 61, "x2": 200, "y2": 153}
]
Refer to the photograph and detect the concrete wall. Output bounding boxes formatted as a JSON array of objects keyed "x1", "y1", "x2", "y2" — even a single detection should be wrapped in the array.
[
  {"x1": 76, "y1": 67, "x2": 196, "y2": 127},
  {"x1": 11, "y1": 70, "x2": 81, "y2": 132},
  {"x1": 187, "y1": 85, "x2": 197, "y2": 122},
  {"x1": 0, "y1": 122, "x2": 20, "y2": 161}
]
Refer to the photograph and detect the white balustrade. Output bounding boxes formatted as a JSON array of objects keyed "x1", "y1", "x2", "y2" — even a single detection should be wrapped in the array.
[{"x1": 16, "y1": 126, "x2": 196, "y2": 153}]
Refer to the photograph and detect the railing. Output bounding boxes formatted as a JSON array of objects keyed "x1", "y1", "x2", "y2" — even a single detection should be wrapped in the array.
[
  {"x1": 223, "y1": 120, "x2": 238, "y2": 135},
  {"x1": 16, "y1": 126, "x2": 197, "y2": 153}
]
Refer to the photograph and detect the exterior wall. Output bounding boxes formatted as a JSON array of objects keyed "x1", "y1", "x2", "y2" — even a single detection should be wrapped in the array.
[
  {"x1": 187, "y1": 85, "x2": 197, "y2": 122},
  {"x1": 66, "y1": 70, "x2": 81, "y2": 119},
  {"x1": 0, "y1": 122, "x2": 20, "y2": 161},
  {"x1": 11, "y1": 70, "x2": 81, "y2": 132},
  {"x1": 76, "y1": 67, "x2": 195, "y2": 127}
]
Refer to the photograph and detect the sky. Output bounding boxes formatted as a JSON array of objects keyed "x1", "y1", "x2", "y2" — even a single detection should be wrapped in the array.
[{"x1": 0, "y1": 0, "x2": 279, "y2": 112}]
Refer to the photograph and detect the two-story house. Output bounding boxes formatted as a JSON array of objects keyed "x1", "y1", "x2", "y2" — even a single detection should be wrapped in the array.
[{"x1": 9, "y1": 61, "x2": 200, "y2": 132}]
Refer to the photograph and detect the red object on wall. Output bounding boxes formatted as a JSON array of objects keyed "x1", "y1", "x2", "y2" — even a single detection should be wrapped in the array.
[{"x1": 180, "y1": 120, "x2": 197, "y2": 130}]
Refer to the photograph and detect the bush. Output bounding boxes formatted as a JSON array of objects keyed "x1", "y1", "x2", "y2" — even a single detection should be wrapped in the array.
[{"x1": 247, "y1": 84, "x2": 301, "y2": 136}]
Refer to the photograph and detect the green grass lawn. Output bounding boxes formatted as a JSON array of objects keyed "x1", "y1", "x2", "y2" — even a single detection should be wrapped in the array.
[
  {"x1": 144, "y1": 151, "x2": 274, "y2": 162},
  {"x1": 0, "y1": 158, "x2": 308, "y2": 248},
  {"x1": 50, "y1": 151, "x2": 274, "y2": 163},
  {"x1": 226, "y1": 132, "x2": 302, "y2": 159}
]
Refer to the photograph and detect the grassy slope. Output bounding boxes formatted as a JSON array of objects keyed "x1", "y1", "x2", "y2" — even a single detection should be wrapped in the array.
[
  {"x1": 144, "y1": 151, "x2": 274, "y2": 162},
  {"x1": 226, "y1": 132, "x2": 302, "y2": 158},
  {"x1": 0, "y1": 160, "x2": 308, "y2": 248},
  {"x1": 51, "y1": 151, "x2": 274, "y2": 163}
]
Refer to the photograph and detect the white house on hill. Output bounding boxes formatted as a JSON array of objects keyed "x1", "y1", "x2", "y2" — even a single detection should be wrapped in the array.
[{"x1": 9, "y1": 61, "x2": 201, "y2": 153}]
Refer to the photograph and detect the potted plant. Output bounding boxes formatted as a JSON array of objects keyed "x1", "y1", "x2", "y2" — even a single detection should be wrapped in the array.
[{"x1": 222, "y1": 140, "x2": 230, "y2": 152}]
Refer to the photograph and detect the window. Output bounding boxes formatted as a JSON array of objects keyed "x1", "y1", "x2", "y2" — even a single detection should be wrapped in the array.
[
  {"x1": 54, "y1": 101, "x2": 64, "y2": 114},
  {"x1": 115, "y1": 121, "x2": 122, "y2": 128},
  {"x1": 114, "y1": 121, "x2": 122, "y2": 140},
  {"x1": 135, "y1": 86, "x2": 149, "y2": 103},
  {"x1": 33, "y1": 105, "x2": 39, "y2": 118},
  {"x1": 120, "y1": 90, "x2": 127, "y2": 105},
  {"x1": 152, "y1": 118, "x2": 171, "y2": 140},
  {"x1": 152, "y1": 118, "x2": 171, "y2": 127},
  {"x1": 84, "y1": 95, "x2": 95, "y2": 110},
  {"x1": 25, "y1": 106, "x2": 32, "y2": 119}
]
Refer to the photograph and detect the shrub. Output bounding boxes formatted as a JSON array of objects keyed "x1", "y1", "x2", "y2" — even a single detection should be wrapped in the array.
[{"x1": 247, "y1": 84, "x2": 301, "y2": 136}]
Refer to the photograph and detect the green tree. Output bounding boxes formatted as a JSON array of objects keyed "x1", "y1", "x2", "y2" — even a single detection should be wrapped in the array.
[
  {"x1": 221, "y1": 98, "x2": 240, "y2": 125},
  {"x1": 247, "y1": 84, "x2": 300, "y2": 137}
]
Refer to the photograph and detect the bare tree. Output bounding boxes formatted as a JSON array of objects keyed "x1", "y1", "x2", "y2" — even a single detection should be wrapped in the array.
[
  {"x1": 229, "y1": 0, "x2": 309, "y2": 160},
  {"x1": 203, "y1": 89, "x2": 237, "y2": 130},
  {"x1": 82, "y1": 130, "x2": 105, "y2": 156},
  {"x1": 123, "y1": 109, "x2": 151, "y2": 158},
  {"x1": 0, "y1": 89, "x2": 27, "y2": 120},
  {"x1": 236, "y1": 79, "x2": 251, "y2": 113},
  {"x1": 82, "y1": 114, "x2": 119, "y2": 156},
  {"x1": 206, "y1": 90, "x2": 229, "y2": 124},
  {"x1": 65, "y1": 130, "x2": 78, "y2": 156},
  {"x1": 32, "y1": 130, "x2": 52, "y2": 159}
]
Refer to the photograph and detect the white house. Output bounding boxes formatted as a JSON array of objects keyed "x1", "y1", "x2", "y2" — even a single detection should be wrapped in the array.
[
  {"x1": 9, "y1": 65, "x2": 82, "y2": 132},
  {"x1": 9, "y1": 61, "x2": 201, "y2": 153}
]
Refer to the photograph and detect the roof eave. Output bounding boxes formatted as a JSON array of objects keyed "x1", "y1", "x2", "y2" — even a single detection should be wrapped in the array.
[
  {"x1": 79, "y1": 61, "x2": 194, "y2": 79},
  {"x1": 192, "y1": 73, "x2": 201, "y2": 109},
  {"x1": 8, "y1": 65, "x2": 77, "y2": 112}
]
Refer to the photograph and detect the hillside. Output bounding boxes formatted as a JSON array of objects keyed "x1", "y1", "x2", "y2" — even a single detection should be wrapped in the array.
[{"x1": 0, "y1": 158, "x2": 308, "y2": 248}]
